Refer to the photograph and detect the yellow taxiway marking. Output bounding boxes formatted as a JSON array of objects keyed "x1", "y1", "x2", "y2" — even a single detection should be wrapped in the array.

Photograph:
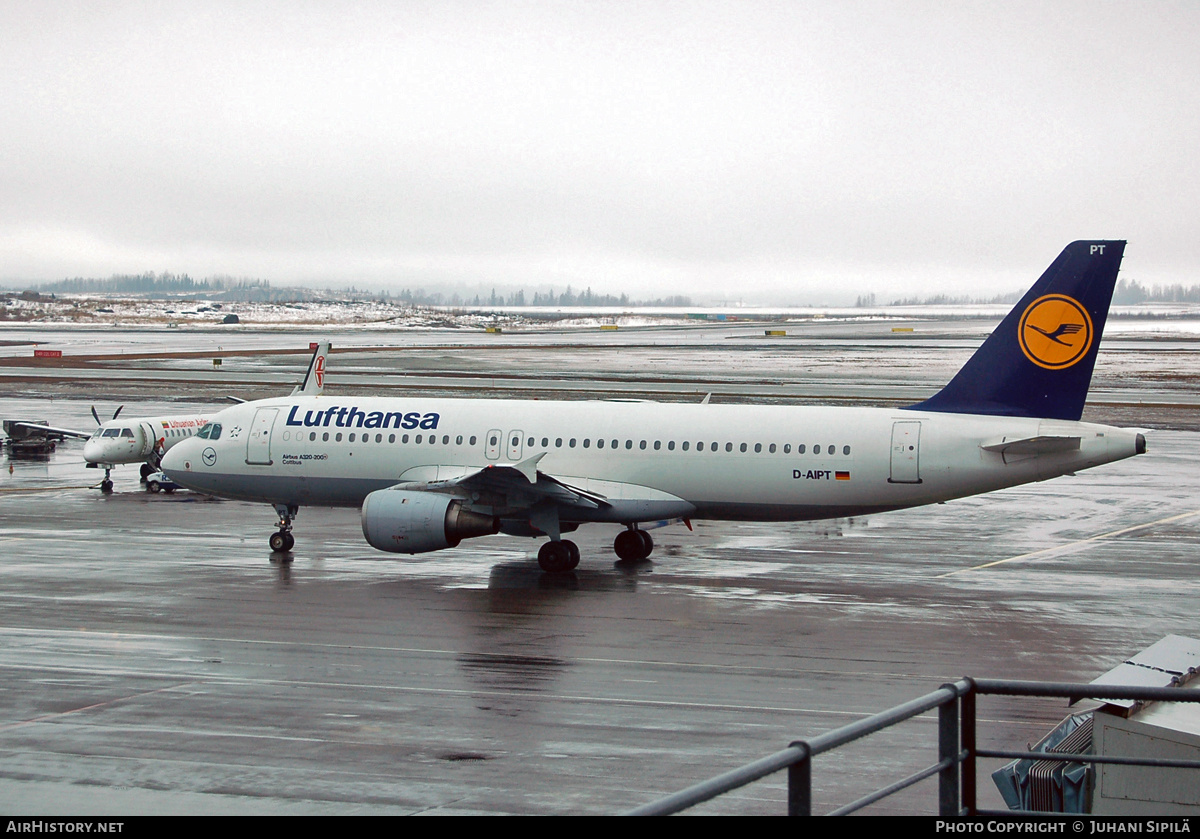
[{"x1": 938, "y1": 508, "x2": 1200, "y2": 578}]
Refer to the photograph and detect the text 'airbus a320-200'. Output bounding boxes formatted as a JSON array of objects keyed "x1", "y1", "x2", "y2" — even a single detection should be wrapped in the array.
[{"x1": 162, "y1": 241, "x2": 1145, "y2": 572}]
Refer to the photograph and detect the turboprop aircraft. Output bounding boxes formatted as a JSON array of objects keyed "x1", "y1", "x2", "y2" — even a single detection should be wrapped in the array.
[
  {"x1": 14, "y1": 342, "x2": 330, "y2": 492},
  {"x1": 162, "y1": 242, "x2": 1145, "y2": 571}
]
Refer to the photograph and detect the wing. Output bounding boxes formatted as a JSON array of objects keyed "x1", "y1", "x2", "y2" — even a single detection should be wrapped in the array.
[
  {"x1": 6, "y1": 421, "x2": 91, "y2": 440},
  {"x1": 391, "y1": 453, "x2": 695, "y2": 540}
]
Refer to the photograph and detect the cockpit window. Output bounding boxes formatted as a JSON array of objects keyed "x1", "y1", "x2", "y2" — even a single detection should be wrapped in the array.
[
  {"x1": 197, "y1": 423, "x2": 222, "y2": 440},
  {"x1": 102, "y1": 428, "x2": 121, "y2": 438},
  {"x1": 121, "y1": 428, "x2": 134, "y2": 438}
]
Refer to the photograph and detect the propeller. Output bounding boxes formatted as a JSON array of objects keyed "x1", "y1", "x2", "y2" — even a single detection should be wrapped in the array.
[{"x1": 91, "y1": 405, "x2": 125, "y2": 426}]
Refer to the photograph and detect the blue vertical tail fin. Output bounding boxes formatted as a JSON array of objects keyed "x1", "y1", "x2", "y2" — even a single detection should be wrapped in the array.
[{"x1": 907, "y1": 240, "x2": 1125, "y2": 421}]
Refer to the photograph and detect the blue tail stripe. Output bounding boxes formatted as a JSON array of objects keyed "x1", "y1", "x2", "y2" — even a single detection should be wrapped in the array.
[{"x1": 906, "y1": 240, "x2": 1125, "y2": 421}]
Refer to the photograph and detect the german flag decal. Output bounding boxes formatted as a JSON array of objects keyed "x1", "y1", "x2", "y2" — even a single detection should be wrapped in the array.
[{"x1": 835, "y1": 471, "x2": 851, "y2": 481}]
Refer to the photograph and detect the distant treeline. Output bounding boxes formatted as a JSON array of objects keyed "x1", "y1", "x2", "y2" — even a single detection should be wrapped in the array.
[
  {"x1": 853, "y1": 279, "x2": 1200, "y2": 308},
  {"x1": 403, "y1": 286, "x2": 693, "y2": 308},
  {"x1": 856, "y1": 291, "x2": 1023, "y2": 307},
  {"x1": 9, "y1": 273, "x2": 692, "y2": 308},
  {"x1": 21, "y1": 272, "x2": 312, "y2": 303},
  {"x1": 1111, "y1": 279, "x2": 1200, "y2": 304}
]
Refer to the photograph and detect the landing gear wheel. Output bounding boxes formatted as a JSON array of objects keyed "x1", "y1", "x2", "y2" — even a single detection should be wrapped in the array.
[
  {"x1": 635, "y1": 529, "x2": 653, "y2": 559},
  {"x1": 147, "y1": 480, "x2": 161, "y2": 493},
  {"x1": 100, "y1": 479, "x2": 114, "y2": 494},
  {"x1": 614, "y1": 529, "x2": 653, "y2": 561},
  {"x1": 538, "y1": 539, "x2": 579, "y2": 573},
  {"x1": 269, "y1": 531, "x2": 294, "y2": 552}
]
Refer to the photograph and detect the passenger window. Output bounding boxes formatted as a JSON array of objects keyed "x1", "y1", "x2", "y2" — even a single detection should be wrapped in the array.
[
  {"x1": 556, "y1": 438, "x2": 563, "y2": 447},
  {"x1": 443, "y1": 435, "x2": 449, "y2": 445},
  {"x1": 322, "y1": 432, "x2": 329, "y2": 442},
  {"x1": 682, "y1": 442, "x2": 690, "y2": 451},
  {"x1": 470, "y1": 436, "x2": 477, "y2": 445},
  {"x1": 828, "y1": 445, "x2": 835, "y2": 455},
  {"x1": 668, "y1": 441, "x2": 675, "y2": 451},
  {"x1": 625, "y1": 440, "x2": 632, "y2": 450},
  {"x1": 769, "y1": 443, "x2": 777, "y2": 454},
  {"x1": 569, "y1": 438, "x2": 576, "y2": 448},
  {"x1": 456, "y1": 435, "x2": 463, "y2": 445},
  {"x1": 338, "y1": 433, "x2": 345, "y2": 442},
  {"x1": 653, "y1": 441, "x2": 661, "y2": 450},
  {"x1": 415, "y1": 435, "x2": 423, "y2": 443},
  {"x1": 754, "y1": 443, "x2": 762, "y2": 453},
  {"x1": 309, "y1": 432, "x2": 316, "y2": 441},
  {"x1": 843, "y1": 445, "x2": 851, "y2": 455},
  {"x1": 640, "y1": 440, "x2": 647, "y2": 450},
  {"x1": 389, "y1": 434, "x2": 396, "y2": 443},
  {"x1": 784, "y1": 444, "x2": 791, "y2": 454},
  {"x1": 583, "y1": 439, "x2": 590, "y2": 448},
  {"x1": 740, "y1": 443, "x2": 747, "y2": 452},
  {"x1": 597, "y1": 439, "x2": 604, "y2": 449},
  {"x1": 725, "y1": 442, "x2": 732, "y2": 452}
]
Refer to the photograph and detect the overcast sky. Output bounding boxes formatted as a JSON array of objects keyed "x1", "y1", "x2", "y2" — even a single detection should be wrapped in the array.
[{"x1": 2, "y1": 1, "x2": 1197, "y2": 302}]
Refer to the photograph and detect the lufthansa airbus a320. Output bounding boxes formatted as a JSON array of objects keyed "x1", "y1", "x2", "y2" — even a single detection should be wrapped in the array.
[{"x1": 162, "y1": 241, "x2": 1145, "y2": 572}]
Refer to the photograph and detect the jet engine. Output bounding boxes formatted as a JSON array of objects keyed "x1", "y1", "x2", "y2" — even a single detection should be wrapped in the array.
[{"x1": 361, "y1": 489, "x2": 498, "y2": 554}]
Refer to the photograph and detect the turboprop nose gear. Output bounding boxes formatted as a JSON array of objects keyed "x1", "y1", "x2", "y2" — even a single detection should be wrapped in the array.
[{"x1": 269, "y1": 504, "x2": 298, "y2": 553}]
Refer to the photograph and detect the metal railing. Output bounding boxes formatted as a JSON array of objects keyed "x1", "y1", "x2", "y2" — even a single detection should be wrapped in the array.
[{"x1": 625, "y1": 678, "x2": 1200, "y2": 816}]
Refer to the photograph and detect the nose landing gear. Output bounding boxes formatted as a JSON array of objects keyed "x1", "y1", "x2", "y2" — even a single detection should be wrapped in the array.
[{"x1": 270, "y1": 504, "x2": 298, "y2": 554}]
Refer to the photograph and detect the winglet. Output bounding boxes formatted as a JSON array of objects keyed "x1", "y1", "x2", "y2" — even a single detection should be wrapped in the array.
[
  {"x1": 907, "y1": 241, "x2": 1125, "y2": 421},
  {"x1": 292, "y1": 342, "x2": 331, "y2": 396}
]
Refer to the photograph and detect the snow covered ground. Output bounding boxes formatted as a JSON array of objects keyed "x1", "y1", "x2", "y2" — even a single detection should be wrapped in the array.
[{"x1": 3, "y1": 292, "x2": 1200, "y2": 335}]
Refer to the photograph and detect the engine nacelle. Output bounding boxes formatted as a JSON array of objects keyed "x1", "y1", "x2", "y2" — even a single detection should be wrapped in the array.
[{"x1": 361, "y1": 489, "x2": 498, "y2": 554}]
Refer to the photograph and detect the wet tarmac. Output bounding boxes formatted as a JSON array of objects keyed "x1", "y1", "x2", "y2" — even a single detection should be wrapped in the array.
[{"x1": 0, "y1": 326, "x2": 1197, "y2": 815}]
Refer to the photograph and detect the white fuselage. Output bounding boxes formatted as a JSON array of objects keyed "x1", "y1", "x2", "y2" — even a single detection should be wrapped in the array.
[
  {"x1": 161, "y1": 396, "x2": 1141, "y2": 524},
  {"x1": 83, "y1": 414, "x2": 210, "y2": 468}
]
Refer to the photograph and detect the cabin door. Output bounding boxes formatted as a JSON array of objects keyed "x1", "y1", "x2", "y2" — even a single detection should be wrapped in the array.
[
  {"x1": 889, "y1": 421, "x2": 921, "y2": 484},
  {"x1": 246, "y1": 408, "x2": 278, "y2": 465}
]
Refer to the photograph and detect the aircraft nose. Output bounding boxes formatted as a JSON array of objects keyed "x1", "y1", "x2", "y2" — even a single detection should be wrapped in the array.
[
  {"x1": 82, "y1": 440, "x2": 104, "y2": 463},
  {"x1": 160, "y1": 441, "x2": 190, "y2": 473}
]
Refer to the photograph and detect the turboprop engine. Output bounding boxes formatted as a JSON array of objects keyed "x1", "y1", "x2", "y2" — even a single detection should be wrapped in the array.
[{"x1": 361, "y1": 489, "x2": 499, "y2": 554}]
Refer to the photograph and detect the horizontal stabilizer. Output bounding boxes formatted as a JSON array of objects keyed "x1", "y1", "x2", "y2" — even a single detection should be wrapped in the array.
[{"x1": 981, "y1": 435, "x2": 1081, "y2": 455}]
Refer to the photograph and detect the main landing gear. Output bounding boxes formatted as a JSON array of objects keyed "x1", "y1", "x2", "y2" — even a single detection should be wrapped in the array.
[
  {"x1": 537, "y1": 527, "x2": 655, "y2": 573},
  {"x1": 269, "y1": 504, "x2": 298, "y2": 553},
  {"x1": 613, "y1": 528, "x2": 653, "y2": 562},
  {"x1": 537, "y1": 539, "x2": 580, "y2": 573}
]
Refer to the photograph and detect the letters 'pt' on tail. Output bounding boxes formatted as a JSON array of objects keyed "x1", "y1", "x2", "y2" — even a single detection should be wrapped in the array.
[{"x1": 907, "y1": 240, "x2": 1125, "y2": 421}]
